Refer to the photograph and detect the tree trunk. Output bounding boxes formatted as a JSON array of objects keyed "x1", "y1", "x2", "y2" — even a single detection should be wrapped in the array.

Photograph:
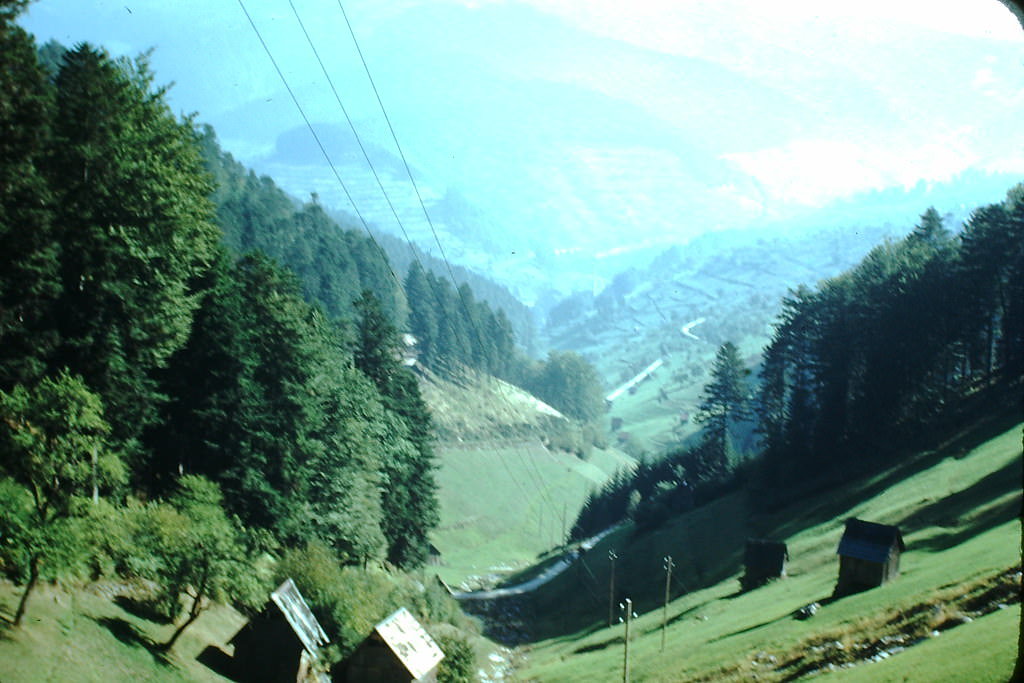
[
  {"x1": 161, "y1": 592, "x2": 204, "y2": 652},
  {"x1": 13, "y1": 553, "x2": 41, "y2": 626}
]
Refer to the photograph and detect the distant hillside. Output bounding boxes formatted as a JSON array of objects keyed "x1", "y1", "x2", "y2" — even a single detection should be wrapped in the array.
[
  {"x1": 539, "y1": 180, "x2": 1022, "y2": 454},
  {"x1": 416, "y1": 365, "x2": 635, "y2": 587}
]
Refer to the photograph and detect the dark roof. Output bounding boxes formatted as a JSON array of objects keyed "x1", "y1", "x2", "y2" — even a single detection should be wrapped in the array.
[{"x1": 837, "y1": 518, "x2": 905, "y2": 564}]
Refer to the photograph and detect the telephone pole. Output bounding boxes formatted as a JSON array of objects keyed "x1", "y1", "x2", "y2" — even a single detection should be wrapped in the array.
[
  {"x1": 622, "y1": 597, "x2": 634, "y2": 683},
  {"x1": 608, "y1": 550, "x2": 618, "y2": 627},
  {"x1": 561, "y1": 502, "x2": 567, "y2": 547},
  {"x1": 661, "y1": 555, "x2": 674, "y2": 651}
]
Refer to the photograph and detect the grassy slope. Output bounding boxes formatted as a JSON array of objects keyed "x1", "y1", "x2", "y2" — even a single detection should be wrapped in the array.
[
  {"x1": 422, "y1": 369, "x2": 635, "y2": 586},
  {"x1": 434, "y1": 439, "x2": 634, "y2": 587},
  {"x1": 0, "y1": 582, "x2": 245, "y2": 683},
  {"x1": 519, "y1": 417, "x2": 1023, "y2": 682}
]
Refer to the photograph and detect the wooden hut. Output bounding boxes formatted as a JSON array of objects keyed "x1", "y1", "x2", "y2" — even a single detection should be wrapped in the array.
[
  {"x1": 230, "y1": 578, "x2": 330, "y2": 683},
  {"x1": 740, "y1": 538, "x2": 788, "y2": 590},
  {"x1": 835, "y1": 518, "x2": 905, "y2": 595},
  {"x1": 337, "y1": 607, "x2": 444, "y2": 683}
]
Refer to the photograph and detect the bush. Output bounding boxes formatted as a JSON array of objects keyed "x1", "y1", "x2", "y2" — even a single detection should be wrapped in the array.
[{"x1": 432, "y1": 629, "x2": 476, "y2": 683}]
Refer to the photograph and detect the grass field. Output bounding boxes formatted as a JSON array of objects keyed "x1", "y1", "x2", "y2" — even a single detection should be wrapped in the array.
[
  {"x1": 0, "y1": 581, "x2": 245, "y2": 683},
  {"x1": 433, "y1": 438, "x2": 634, "y2": 588},
  {"x1": 517, "y1": 417, "x2": 1022, "y2": 682},
  {"x1": 421, "y1": 367, "x2": 637, "y2": 587}
]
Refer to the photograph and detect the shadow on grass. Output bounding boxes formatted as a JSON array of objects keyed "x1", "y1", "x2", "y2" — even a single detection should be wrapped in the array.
[
  {"x1": 707, "y1": 589, "x2": 867, "y2": 645},
  {"x1": 707, "y1": 613, "x2": 790, "y2": 643},
  {"x1": 93, "y1": 616, "x2": 174, "y2": 666},
  {"x1": 0, "y1": 614, "x2": 13, "y2": 641},
  {"x1": 759, "y1": 407, "x2": 1022, "y2": 549},
  {"x1": 572, "y1": 636, "x2": 622, "y2": 655},
  {"x1": 197, "y1": 645, "x2": 240, "y2": 681},
  {"x1": 113, "y1": 595, "x2": 173, "y2": 625},
  {"x1": 906, "y1": 495, "x2": 1022, "y2": 554}
]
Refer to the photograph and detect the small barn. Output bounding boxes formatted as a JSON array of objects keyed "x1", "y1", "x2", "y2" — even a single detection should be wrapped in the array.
[
  {"x1": 229, "y1": 578, "x2": 330, "y2": 683},
  {"x1": 740, "y1": 538, "x2": 788, "y2": 590},
  {"x1": 835, "y1": 518, "x2": 906, "y2": 595},
  {"x1": 336, "y1": 607, "x2": 445, "y2": 683}
]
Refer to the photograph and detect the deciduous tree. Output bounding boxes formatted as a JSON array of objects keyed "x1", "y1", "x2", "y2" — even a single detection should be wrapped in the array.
[{"x1": 0, "y1": 370, "x2": 122, "y2": 625}]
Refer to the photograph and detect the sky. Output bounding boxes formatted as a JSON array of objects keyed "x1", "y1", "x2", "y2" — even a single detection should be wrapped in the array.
[{"x1": 16, "y1": 0, "x2": 1024, "y2": 249}]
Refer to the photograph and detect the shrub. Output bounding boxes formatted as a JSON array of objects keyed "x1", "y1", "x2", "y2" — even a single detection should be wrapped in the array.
[{"x1": 432, "y1": 629, "x2": 476, "y2": 683}]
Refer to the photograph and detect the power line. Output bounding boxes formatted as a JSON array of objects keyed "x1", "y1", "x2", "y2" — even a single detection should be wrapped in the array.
[
  {"x1": 329, "y1": 2, "x2": 539, "y2": 425},
  {"x1": 235, "y1": 0, "x2": 399, "y2": 288},
  {"x1": 236, "y1": 0, "x2": 542, "y2": 514},
  {"x1": 243, "y1": 0, "x2": 570, "y2": 546},
  {"x1": 287, "y1": 0, "x2": 422, "y2": 260},
  {"x1": 333, "y1": 0, "x2": 459, "y2": 288}
]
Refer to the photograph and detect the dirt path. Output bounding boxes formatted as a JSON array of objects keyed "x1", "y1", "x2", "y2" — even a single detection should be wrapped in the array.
[{"x1": 453, "y1": 525, "x2": 619, "y2": 601}]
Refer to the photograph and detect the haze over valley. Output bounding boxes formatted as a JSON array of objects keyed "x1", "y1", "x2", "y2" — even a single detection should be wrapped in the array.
[
  {"x1": 21, "y1": 0, "x2": 1024, "y2": 309},
  {"x1": 3, "y1": 2, "x2": 1022, "y2": 681}
]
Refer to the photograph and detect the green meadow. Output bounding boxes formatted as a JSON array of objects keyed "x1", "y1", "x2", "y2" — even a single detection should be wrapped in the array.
[
  {"x1": 518, "y1": 417, "x2": 1022, "y2": 682},
  {"x1": 433, "y1": 439, "x2": 634, "y2": 588}
]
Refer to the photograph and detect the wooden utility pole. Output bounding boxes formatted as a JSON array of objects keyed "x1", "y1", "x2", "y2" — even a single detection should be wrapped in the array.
[
  {"x1": 661, "y1": 555, "x2": 674, "y2": 651},
  {"x1": 608, "y1": 550, "x2": 618, "y2": 627},
  {"x1": 561, "y1": 502, "x2": 567, "y2": 547},
  {"x1": 622, "y1": 597, "x2": 633, "y2": 683}
]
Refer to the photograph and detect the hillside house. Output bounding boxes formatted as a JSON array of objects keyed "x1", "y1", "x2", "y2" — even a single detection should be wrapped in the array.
[
  {"x1": 230, "y1": 578, "x2": 330, "y2": 683},
  {"x1": 427, "y1": 543, "x2": 444, "y2": 567},
  {"x1": 835, "y1": 518, "x2": 906, "y2": 595},
  {"x1": 740, "y1": 538, "x2": 788, "y2": 590},
  {"x1": 336, "y1": 607, "x2": 445, "y2": 682}
]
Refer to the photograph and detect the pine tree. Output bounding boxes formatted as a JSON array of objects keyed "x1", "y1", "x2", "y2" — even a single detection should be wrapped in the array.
[
  {"x1": 404, "y1": 261, "x2": 439, "y2": 366},
  {"x1": 352, "y1": 290, "x2": 438, "y2": 568},
  {"x1": 695, "y1": 341, "x2": 750, "y2": 469},
  {"x1": 0, "y1": 15, "x2": 59, "y2": 388},
  {"x1": 45, "y1": 45, "x2": 219, "y2": 462}
]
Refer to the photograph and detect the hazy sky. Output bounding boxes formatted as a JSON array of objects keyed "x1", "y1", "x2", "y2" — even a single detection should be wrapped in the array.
[{"x1": 17, "y1": 0, "x2": 1024, "y2": 224}]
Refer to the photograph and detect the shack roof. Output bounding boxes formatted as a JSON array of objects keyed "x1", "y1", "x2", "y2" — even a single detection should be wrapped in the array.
[
  {"x1": 374, "y1": 607, "x2": 444, "y2": 679},
  {"x1": 837, "y1": 518, "x2": 905, "y2": 564},
  {"x1": 271, "y1": 578, "x2": 330, "y2": 657}
]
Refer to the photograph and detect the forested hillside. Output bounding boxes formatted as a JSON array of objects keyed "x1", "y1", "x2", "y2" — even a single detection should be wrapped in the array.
[
  {"x1": 0, "y1": 9, "x2": 622, "y2": 678},
  {"x1": 198, "y1": 127, "x2": 407, "y2": 323},
  {"x1": 196, "y1": 122, "x2": 601, "y2": 427},
  {"x1": 0, "y1": 13, "x2": 483, "y2": 675},
  {"x1": 572, "y1": 194, "x2": 1023, "y2": 539}
]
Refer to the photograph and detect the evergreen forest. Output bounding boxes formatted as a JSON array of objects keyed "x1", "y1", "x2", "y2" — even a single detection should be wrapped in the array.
[
  {"x1": 0, "y1": 10, "x2": 589, "y2": 674},
  {"x1": 570, "y1": 198, "x2": 1023, "y2": 539}
]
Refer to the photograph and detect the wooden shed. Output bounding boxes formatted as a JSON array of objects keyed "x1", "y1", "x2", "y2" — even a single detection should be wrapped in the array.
[
  {"x1": 740, "y1": 538, "x2": 788, "y2": 590},
  {"x1": 427, "y1": 543, "x2": 444, "y2": 567},
  {"x1": 835, "y1": 518, "x2": 905, "y2": 595},
  {"x1": 336, "y1": 607, "x2": 444, "y2": 683},
  {"x1": 230, "y1": 578, "x2": 330, "y2": 683}
]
